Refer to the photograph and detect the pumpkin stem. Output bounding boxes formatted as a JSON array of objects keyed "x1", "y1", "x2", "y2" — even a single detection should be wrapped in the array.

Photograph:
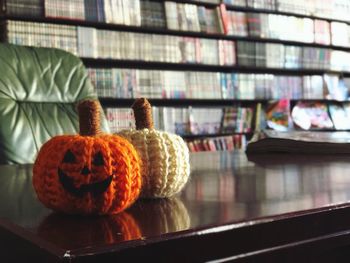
[
  {"x1": 78, "y1": 100, "x2": 101, "y2": 136},
  {"x1": 132, "y1": 98, "x2": 154, "y2": 130}
]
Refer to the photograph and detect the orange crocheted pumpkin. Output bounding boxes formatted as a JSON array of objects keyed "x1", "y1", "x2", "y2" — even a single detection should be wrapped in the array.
[{"x1": 33, "y1": 100, "x2": 141, "y2": 215}]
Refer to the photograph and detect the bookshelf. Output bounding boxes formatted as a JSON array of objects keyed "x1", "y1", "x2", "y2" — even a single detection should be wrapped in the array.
[
  {"x1": 7, "y1": 11, "x2": 350, "y2": 52},
  {"x1": 82, "y1": 58, "x2": 350, "y2": 75},
  {"x1": 2, "y1": 0, "x2": 350, "y2": 152},
  {"x1": 98, "y1": 98, "x2": 264, "y2": 107}
]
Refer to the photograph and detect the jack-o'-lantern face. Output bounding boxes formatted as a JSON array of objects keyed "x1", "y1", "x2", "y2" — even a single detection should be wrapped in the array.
[
  {"x1": 58, "y1": 149, "x2": 113, "y2": 197},
  {"x1": 33, "y1": 134, "x2": 141, "y2": 215},
  {"x1": 33, "y1": 100, "x2": 142, "y2": 215},
  {"x1": 54, "y1": 137, "x2": 116, "y2": 201}
]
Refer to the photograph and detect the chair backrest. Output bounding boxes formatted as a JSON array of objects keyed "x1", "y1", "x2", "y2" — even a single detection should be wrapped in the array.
[{"x1": 0, "y1": 43, "x2": 109, "y2": 164}]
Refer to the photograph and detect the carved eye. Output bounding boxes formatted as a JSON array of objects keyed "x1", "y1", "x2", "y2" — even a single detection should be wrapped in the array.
[
  {"x1": 62, "y1": 150, "x2": 76, "y2": 163},
  {"x1": 93, "y1": 152, "x2": 104, "y2": 166}
]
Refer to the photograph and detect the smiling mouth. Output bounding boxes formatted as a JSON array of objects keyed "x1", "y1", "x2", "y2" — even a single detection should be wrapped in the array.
[{"x1": 58, "y1": 168, "x2": 113, "y2": 197}]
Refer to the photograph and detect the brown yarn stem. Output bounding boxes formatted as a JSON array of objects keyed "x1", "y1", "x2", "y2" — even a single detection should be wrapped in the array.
[
  {"x1": 78, "y1": 100, "x2": 101, "y2": 136},
  {"x1": 132, "y1": 98, "x2": 154, "y2": 130}
]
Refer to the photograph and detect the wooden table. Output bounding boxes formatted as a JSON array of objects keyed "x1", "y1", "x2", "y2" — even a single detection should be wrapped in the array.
[{"x1": 2, "y1": 151, "x2": 350, "y2": 262}]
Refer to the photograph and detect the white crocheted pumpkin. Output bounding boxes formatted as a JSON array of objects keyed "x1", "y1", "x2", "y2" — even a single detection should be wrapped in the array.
[{"x1": 118, "y1": 98, "x2": 190, "y2": 198}]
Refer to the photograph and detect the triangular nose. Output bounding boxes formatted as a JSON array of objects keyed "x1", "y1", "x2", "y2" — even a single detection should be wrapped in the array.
[{"x1": 81, "y1": 166, "x2": 91, "y2": 175}]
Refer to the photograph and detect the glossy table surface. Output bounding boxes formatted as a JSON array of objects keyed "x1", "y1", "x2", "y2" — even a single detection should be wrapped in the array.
[{"x1": 3, "y1": 151, "x2": 350, "y2": 262}]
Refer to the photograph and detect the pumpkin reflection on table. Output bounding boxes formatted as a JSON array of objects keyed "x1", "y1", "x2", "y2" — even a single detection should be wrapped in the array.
[
  {"x1": 37, "y1": 198, "x2": 190, "y2": 249},
  {"x1": 128, "y1": 197, "x2": 190, "y2": 237}
]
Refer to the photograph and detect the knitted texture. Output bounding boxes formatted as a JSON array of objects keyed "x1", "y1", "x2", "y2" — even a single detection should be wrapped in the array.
[
  {"x1": 132, "y1": 97, "x2": 154, "y2": 129},
  {"x1": 78, "y1": 100, "x2": 102, "y2": 136},
  {"x1": 33, "y1": 134, "x2": 141, "y2": 215},
  {"x1": 118, "y1": 128, "x2": 190, "y2": 198}
]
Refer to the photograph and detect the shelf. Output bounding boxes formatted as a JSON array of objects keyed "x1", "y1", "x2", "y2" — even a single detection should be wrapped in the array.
[
  {"x1": 82, "y1": 58, "x2": 350, "y2": 75},
  {"x1": 294, "y1": 128, "x2": 349, "y2": 132},
  {"x1": 181, "y1": 130, "x2": 350, "y2": 138},
  {"x1": 99, "y1": 98, "x2": 350, "y2": 108},
  {"x1": 82, "y1": 58, "x2": 234, "y2": 72},
  {"x1": 226, "y1": 4, "x2": 350, "y2": 25},
  {"x1": 99, "y1": 98, "x2": 266, "y2": 107},
  {"x1": 154, "y1": 0, "x2": 350, "y2": 28},
  {"x1": 3, "y1": 15, "x2": 350, "y2": 52},
  {"x1": 290, "y1": 99, "x2": 350, "y2": 104},
  {"x1": 6, "y1": 1, "x2": 349, "y2": 27},
  {"x1": 2, "y1": 0, "x2": 350, "y2": 26},
  {"x1": 3, "y1": 0, "x2": 350, "y2": 148},
  {"x1": 182, "y1": 132, "x2": 253, "y2": 139},
  {"x1": 151, "y1": 0, "x2": 218, "y2": 8}
]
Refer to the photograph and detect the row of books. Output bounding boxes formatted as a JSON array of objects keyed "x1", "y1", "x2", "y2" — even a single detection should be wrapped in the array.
[
  {"x1": 5, "y1": 0, "x2": 350, "y2": 46},
  {"x1": 225, "y1": 12, "x2": 321, "y2": 44},
  {"x1": 223, "y1": 0, "x2": 274, "y2": 9},
  {"x1": 4, "y1": 21, "x2": 79, "y2": 56},
  {"x1": 186, "y1": 135, "x2": 247, "y2": 152},
  {"x1": 226, "y1": 0, "x2": 350, "y2": 23},
  {"x1": 104, "y1": 108, "x2": 135, "y2": 132},
  {"x1": 88, "y1": 67, "x2": 350, "y2": 101},
  {"x1": 4, "y1": 20, "x2": 235, "y2": 65},
  {"x1": 105, "y1": 99, "x2": 350, "y2": 135},
  {"x1": 105, "y1": 100, "x2": 350, "y2": 151},
  {"x1": 105, "y1": 106, "x2": 254, "y2": 135},
  {"x1": 164, "y1": 1, "x2": 259, "y2": 36},
  {"x1": 78, "y1": 26, "x2": 236, "y2": 65},
  {"x1": 238, "y1": 74, "x2": 350, "y2": 101},
  {"x1": 6, "y1": 0, "x2": 350, "y2": 36},
  {"x1": 6, "y1": 20, "x2": 350, "y2": 71},
  {"x1": 329, "y1": 22, "x2": 350, "y2": 47},
  {"x1": 4, "y1": 1, "x2": 350, "y2": 40},
  {"x1": 8, "y1": 20, "x2": 350, "y2": 71},
  {"x1": 165, "y1": 1, "x2": 221, "y2": 33},
  {"x1": 45, "y1": 0, "x2": 86, "y2": 20},
  {"x1": 230, "y1": 12, "x2": 326, "y2": 44},
  {"x1": 2, "y1": 0, "x2": 230, "y2": 33},
  {"x1": 265, "y1": 100, "x2": 350, "y2": 131},
  {"x1": 5, "y1": 0, "x2": 143, "y2": 25},
  {"x1": 237, "y1": 42, "x2": 350, "y2": 71},
  {"x1": 88, "y1": 68, "x2": 222, "y2": 99},
  {"x1": 3, "y1": 0, "x2": 44, "y2": 17},
  {"x1": 275, "y1": 0, "x2": 350, "y2": 22},
  {"x1": 140, "y1": 0, "x2": 166, "y2": 28}
]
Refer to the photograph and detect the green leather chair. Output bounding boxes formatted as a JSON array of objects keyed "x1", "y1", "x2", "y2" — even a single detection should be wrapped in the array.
[{"x1": 0, "y1": 43, "x2": 109, "y2": 164}]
